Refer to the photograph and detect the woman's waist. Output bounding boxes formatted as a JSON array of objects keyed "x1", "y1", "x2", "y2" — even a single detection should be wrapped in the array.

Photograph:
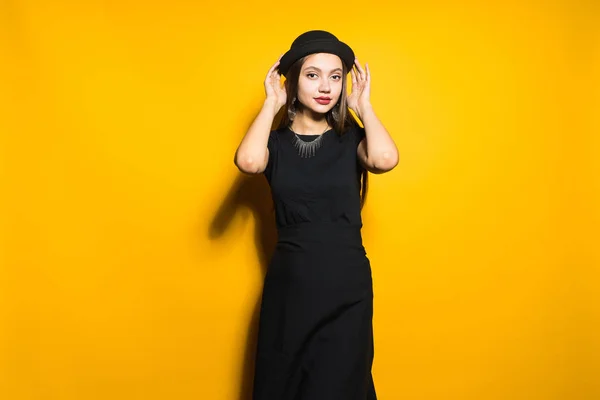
[{"x1": 276, "y1": 222, "x2": 364, "y2": 245}]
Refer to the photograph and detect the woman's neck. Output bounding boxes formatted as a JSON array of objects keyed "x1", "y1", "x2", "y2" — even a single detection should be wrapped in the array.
[{"x1": 290, "y1": 114, "x2": 330, "y2": 135}]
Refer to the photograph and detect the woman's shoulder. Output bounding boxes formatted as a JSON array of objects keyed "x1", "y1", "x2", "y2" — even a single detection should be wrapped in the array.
[
  {"x1": 267, "y1": 126, "x2": 289, "y2": 149},
  {"x1": 340, "y1": 121, "x2": 365, "y2": 143},
  {"x1": 270, "y1": 125, "x2": 290, "y2": 136}
]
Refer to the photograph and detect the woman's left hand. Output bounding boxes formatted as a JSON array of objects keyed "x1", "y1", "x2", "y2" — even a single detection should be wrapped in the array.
[{"x1": 347, "y1": 58, "x2": 371, "y2": 118}]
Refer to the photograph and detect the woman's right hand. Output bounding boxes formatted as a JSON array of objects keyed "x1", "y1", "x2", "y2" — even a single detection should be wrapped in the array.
[{"x1": 264, "y1": 56, "x2": 287, "y2": 111}]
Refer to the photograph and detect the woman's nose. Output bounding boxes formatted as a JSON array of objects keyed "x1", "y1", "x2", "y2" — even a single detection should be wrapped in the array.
[{"x1": 319, "y1": 79, "x2": 331, "y2": 92}]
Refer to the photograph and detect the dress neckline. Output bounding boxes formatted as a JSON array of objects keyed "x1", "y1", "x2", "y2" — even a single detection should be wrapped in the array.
[{"x1": 285, "y1": 127, "x2": 335, "y2": 137}]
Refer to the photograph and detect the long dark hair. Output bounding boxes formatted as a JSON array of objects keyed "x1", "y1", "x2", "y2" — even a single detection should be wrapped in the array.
[{"x1": 275, "y1": 56, "x2": 369, "y2": 209}]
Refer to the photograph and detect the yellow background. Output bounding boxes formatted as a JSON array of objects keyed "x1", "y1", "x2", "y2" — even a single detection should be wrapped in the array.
[{"x1": 1, "y1": 0, "x2": 598, "y2": 399}]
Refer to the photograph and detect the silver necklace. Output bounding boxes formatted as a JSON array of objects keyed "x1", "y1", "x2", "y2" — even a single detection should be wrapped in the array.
[{"x1": 289, "y1": 124, "x2": 330, "y2": 158}]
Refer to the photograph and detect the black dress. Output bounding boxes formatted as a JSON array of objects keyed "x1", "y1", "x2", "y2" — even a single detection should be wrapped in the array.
[{"x1": 253, "y1": 124, "x2": 377, "y2": 400}]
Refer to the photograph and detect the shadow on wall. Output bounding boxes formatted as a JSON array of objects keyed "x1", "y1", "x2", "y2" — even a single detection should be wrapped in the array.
[
  {"x1": 208, "y1": 170, "x2": 278, "y2": 400},
  {"x1": 208, "y1": 104, "x2": 286, "y2": 398}
]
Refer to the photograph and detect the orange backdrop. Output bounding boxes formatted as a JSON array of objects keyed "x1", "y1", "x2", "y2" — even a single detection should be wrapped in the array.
[{"x1": 2, "y1": 0, "x2": 599, "y2": 399}]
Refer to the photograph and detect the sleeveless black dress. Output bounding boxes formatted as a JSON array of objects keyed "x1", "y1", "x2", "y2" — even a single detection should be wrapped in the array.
[{"x1": 253, "y1": 124, "x2": 377, "y2": 400}]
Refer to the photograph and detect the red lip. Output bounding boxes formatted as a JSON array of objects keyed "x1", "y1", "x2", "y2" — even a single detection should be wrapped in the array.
[{"x1": 315, "y1": 98, "x2": 332, "y2": 104}]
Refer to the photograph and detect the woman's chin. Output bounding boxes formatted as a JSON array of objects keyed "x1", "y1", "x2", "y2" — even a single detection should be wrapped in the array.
[
  {"x1": 307, "y1": 105, "x2": 333, "y2": 116},
  {"x1": 296, "y1": 103, "x2": 334, "y2": 118}
]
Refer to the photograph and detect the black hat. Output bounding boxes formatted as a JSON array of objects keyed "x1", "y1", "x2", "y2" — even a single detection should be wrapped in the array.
[{"x1": 277, "y1": 30, "x2": 355, "y2": 77}]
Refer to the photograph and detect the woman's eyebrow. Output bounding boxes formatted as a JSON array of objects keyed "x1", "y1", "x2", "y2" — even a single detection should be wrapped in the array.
[{"x1": 304, "y1": 66, "x2": 343, "y2": 73}]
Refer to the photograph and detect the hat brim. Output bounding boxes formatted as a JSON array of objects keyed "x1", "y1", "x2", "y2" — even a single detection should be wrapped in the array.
[{"x1": 277, "y1": 40, "x2": 355, "y2": 77}]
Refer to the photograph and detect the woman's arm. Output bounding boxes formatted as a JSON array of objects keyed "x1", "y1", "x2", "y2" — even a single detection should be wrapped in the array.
[
  {"x1": 234, "y1": 57, "x2": 286, "y2": 175},
  {"x1": 234, "y1": 99, "x2": 280, "y2": 174},
  {"x1": 356, "y1": 103, "x2": 399, "y2": 174},
  {"x1": 348, "y1": 58, "x2": 399, "y2": 174}
]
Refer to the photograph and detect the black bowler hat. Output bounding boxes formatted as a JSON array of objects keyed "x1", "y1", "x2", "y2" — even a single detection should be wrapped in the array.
[{"x1": 277, "y1": 30, "x2": 355, "y2": 77}]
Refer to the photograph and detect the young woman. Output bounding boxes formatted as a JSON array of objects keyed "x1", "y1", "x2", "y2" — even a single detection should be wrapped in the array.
[{"x1": 234, "y1": 30, "x2": 398, "y2": 400}]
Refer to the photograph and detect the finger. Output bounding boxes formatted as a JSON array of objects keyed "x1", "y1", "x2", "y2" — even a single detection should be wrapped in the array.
[
  {"x1": 365, "y1": 62, "x2": 370, "y2": 81},
  {"x1": 267, "y1": 75, "x2": 278, "y2": 90},
  {"x1": 272, "y1": 74, "x2": 281, "y2": 88},
  {"x1": 266, "y1": 70, "x2": 275, "y2": 85},
  {"x1": 266, "y1": 62, "x2": 279, "y2": 80},
  {"x1": 350, "y1": 68, "x2": 357, "y2": 88},
  {"x1": 355, "y1": 67, "x2": 363, "y2": 84},
  {"x1": 354, "y1": 59, "x2": 364, "y2": 79},
  {"x1": 359, "y1": 61, "x2": 367, "y2": 82},
  {"x1": 269, "y1": 59, "x2": 281, "y2": 72},
  {"x1": 352, "y1": 65, "x2": 362, "y2": 83},
  {"x1": 273, "y1": 66, "x2": 283, "y2": 82}
]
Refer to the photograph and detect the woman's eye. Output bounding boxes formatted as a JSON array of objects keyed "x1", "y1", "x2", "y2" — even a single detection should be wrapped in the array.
[{"x1": 306, "y1": 73, "x2": 340, "y2": 80}]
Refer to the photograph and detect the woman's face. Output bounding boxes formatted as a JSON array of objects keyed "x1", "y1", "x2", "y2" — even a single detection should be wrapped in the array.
[{"x1": 296, "y1": 53, "x2": 344, "y2": 115}]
